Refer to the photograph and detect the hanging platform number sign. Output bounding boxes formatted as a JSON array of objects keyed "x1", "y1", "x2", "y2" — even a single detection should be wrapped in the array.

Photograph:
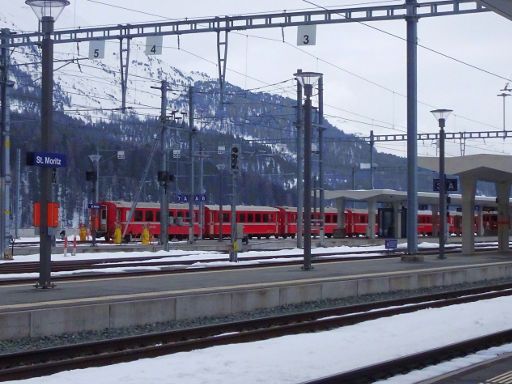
[
  {"x1": 146, "y1": 35, "x2": 163, "y2": 55},
  {"x1": 297, "y1": 25, "x2": 317, "y2": 46},
  {"x1": 89, "y1": 40, "x2": 105, "y2": 59}
]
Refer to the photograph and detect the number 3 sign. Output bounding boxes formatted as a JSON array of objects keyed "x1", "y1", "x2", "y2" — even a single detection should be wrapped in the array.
[{"x1": 297, "y1": 25, "x2": 317, "y2": 46}]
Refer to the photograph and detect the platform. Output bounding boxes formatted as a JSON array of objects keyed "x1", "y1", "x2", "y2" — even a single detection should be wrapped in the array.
[{"x1": 1, "y1": 251, "x2": 512, "y2": 340}]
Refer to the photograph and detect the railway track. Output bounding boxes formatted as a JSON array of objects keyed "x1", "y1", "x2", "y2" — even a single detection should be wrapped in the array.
[
  {"x1": 301, "y1": 331, "x2": 512, "y2": 384},
  {"x1": 0, "y1": 245, "x2": 475, "y2": 286},
  {"x1": 1, "y1": 283, "x2": 511, "y2": 382}
]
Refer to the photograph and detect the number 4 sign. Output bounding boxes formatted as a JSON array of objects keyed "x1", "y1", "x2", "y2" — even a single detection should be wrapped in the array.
[
  {"x1": 146, "y1": 35, "x2": 163, "y2": 55},
  {"x1": 88, "y1": 40, "x2": 105, "y2": 59},
  {"x1": 297, "y1": 25, "x2": 317, "y2": 46}
]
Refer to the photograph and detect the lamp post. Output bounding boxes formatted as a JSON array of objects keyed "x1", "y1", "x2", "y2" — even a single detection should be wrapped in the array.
[
  {"x1": 26, "y1": 0, "x2": 69, "y2": 289},
  {"x1": 88, "y1": 153, "x2": 101, "y2": 247},
  {"x1": 498, "y1": 84, "x2": 511, "y2": 138},
  {"x1": 431, "y1": 108, "x2": 452, "y2": 260},
  {"x1": 294, "y1": 71, "x2": 322, "y2": 271}
]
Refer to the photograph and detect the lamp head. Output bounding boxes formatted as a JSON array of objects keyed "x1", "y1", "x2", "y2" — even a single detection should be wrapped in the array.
[
  {"x1": 430, "y1": 108, "x2": 453, "y2": 128},
  {"x1": 25, "y1": 0, "x2": 70, "y2": 21},
  {"x1": 294, "y1": 71, "x2": 322, "y2": 88}
]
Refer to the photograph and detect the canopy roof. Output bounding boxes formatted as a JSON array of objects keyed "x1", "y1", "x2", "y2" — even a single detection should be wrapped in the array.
[
  {"x1": 418, "y1": 154, "x2": 512, "y2": 183},
  {"x1": 325, "y1": 188, "x2": 499, "y2": 208}
]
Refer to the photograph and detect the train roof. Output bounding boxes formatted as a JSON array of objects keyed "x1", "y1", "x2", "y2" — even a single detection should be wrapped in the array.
[
  {"x1": 277, "y1": 206, "x2": 337, "y2": 213},
  {"x1": 204, "y1": 205, "x2": 279, "y2": 212},
  {"x1": 101, "y1": 201, "x2": 191, "y2": 209}
]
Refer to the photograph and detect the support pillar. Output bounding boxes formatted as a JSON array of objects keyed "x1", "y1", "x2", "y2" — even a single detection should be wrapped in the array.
[
  {"x1": 496, "y1": 181, "x2": 511, "y2": 253},
  {"x1": 431, "y1": 204, "x2": 439, "y2": 237},
  {"x1": 367, "y1": 199, "x2": 376, "y2": 239},
  {"x1": 392, "y1": 202, "x2": 402, "y2": 239},
  {"x1": 476, "y1": 206, "x2": 484, "y2": 237},
  {"x1": 461, "y1": 176, "x2": 476, "y2": 255},
  {"x1": 334, "y1": 198, "x2": 346, "y2": 238}
]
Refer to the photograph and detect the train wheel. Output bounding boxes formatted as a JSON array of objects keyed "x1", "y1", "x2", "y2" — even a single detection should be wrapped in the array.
[{"x1": 123, "y1": 234, "x2": 132, "y2": 243}]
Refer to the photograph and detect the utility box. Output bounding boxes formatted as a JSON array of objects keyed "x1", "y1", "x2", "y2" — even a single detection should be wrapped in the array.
[
  {"x1": 33, "y1": 202, "x2": 59, "y2": 227},
  {"x1": 236, "y1": 223, "x2": 244, "y2": 238}
]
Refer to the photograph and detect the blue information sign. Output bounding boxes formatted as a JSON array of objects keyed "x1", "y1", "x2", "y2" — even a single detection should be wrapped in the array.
[
  {"x1": 433, "y1": 178, "x2": 458, "y2": 192},
  {"x1": 88, "y1": 204, "x2": 101, "y2": 209},
  {"x1": 27, "y1": 152, "x2": 67, "y2": 168},
  {"x1": 177, "y1": 194, "x2": 207, "y2": 203},
  {"x1": 385, "y1": 239, "x2": 398, "y2": 250}
]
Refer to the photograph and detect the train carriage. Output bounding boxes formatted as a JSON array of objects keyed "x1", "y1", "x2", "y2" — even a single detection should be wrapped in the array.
[
  {"x1": 97, "y1": 201, "x2": 200, "y2": 242},
  {"x1": 91, "y1": 200, "x2": 499, "y2": 243},
  {"x1": 203, "y1": 205, "x2": 280, "y2": 239}
]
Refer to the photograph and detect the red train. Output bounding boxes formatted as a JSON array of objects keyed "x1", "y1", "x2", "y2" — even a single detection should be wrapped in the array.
[{"x1": 91, "y1": 201, "x2": 498, "y2": 242}]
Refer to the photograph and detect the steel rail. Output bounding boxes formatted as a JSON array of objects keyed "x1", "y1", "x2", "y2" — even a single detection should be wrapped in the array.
[
  {"x1": 0, "y1": 244, "x2": 477, "y2": 283},
  {"x1": 301, "y1": 330, "x2": 512, "y2": 383}
]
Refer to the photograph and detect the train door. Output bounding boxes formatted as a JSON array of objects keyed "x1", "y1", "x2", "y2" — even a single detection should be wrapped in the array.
[
  {"x1": 100, "y1": 205, "x2": 108, "y2": 232},
  {"x1": 401, "y1": 207, "x2": 407, "y2": 238},
  {"x1": 378, "y1": 207, "x2": 394, "y2": 238}
]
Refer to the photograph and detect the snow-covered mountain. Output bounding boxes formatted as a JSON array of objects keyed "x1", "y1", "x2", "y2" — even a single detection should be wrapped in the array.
[{"x1": 1, "y1": 4, "x2": 425, "y2": 227}]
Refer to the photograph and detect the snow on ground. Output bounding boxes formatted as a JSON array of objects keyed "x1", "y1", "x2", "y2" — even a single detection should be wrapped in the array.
[
  {"x1": 4, "y1": 295, "x2": 512, "y2": 384},
  {"x1": 0, "y1": 240, "x2": 442, "y2": 279}
]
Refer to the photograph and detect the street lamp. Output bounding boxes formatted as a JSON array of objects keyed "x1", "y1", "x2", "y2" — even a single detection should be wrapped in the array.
[
  {"x1": 497, "y1": 83, "x2": 511, "y2": 138},
  {"x1": 87, "y1": 153, "x2": 101, "y2": 247},
  {"x1": 295, "y1": 71, "x2": 322, "y2": 271},
  {"x1": 431, "y1": 108, "x2": 452, "y2": 260},
  {"x1": 26, "y1": 0, "x2": 69, "y2": 289}
]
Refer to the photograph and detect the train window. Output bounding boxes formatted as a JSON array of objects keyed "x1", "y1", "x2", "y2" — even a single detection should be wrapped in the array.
[
  {"x1": 239, "y1": 213, "x2": 246, "y2": 222},
  {"x1": 247, "y1": 213, "x2": 253, "y2": 222},
  {"x1": 255, "y1": 213, "x2": 261, "y2": 222},
  {"x1": 263, "y1": 214, "x2": 269, "y2": 223},
  {"x1": 145, "y1": 211, "x2": 154, "y2": 221},
  {"x1": 134, "y1": 210, "x2": 143, "y2": 221},
  {"x1": 101, "y1": 210, "x2": 107, "y2": 220},
  {"x1": 326, "y1": 215, "x2": 331, "y2": 223},
  {"x1": 223, "y1": 213, "x2": 230, "y2": 222},
  {"x1": 155, "y1": 211, "x2": 160, "y2": 222},
  {"x1": 177, "y1": 211, "x2": 183, "y2": 218}
]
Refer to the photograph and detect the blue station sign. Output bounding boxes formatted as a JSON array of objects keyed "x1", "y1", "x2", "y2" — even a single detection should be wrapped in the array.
[{"x1": 27, "y1": 152, "x2": 67, "y2": 168}]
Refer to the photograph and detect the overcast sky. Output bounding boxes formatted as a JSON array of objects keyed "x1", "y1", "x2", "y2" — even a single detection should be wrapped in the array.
[{"x1": 10, "y1": 0, "x2": 512, "y2": 158}]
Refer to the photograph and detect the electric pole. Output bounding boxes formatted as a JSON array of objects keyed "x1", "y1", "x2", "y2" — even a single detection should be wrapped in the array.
[
  {"x1": 153, "y1": 80, "x2": 170, "y2": 250},
  {"x1": 188, "y1": 86, "x2": 195, "y2": 244}
]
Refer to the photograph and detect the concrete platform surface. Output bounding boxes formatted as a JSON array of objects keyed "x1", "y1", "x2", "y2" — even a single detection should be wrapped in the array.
[{"x1": 1, "y1": 251, "x2": 512, "y2": 339}]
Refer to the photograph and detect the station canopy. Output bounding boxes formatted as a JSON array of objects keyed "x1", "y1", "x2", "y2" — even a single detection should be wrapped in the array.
[
  {"x1": 477, "y1": 0, "x2": 512, "y2": 20},
  {"x1": 418, "y1": 154, "x2": 512, "y2": 183},
  {"x1": 325, "y1": 188, "x2": 500, "y2": 208}
]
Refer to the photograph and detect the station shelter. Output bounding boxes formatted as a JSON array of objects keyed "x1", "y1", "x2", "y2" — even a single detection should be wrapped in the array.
[
  {"x1": 419, "y1": 154, "x2": 512, "y2": 254},
  {"x1": 325, "y1": 179, "x2": 506, "y2": 254}
]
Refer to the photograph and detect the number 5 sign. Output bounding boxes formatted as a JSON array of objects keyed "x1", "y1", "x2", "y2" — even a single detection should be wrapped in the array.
[
  {"x1": 297, "y1": 25, "x2": 317, "y2": 46},
  {"x1": 88, "y1": 40, "x2": 105, "y2": 59}
]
